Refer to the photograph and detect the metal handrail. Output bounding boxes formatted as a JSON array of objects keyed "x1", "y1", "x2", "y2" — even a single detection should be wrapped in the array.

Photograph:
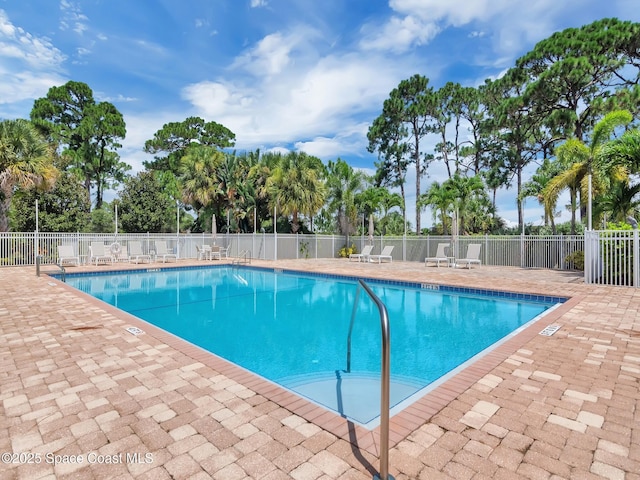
[
  {"x1": 35, "y1": 255, "x2": 66, "y2": 282},
  {"x1": 232, "y1": 250, "x2": 251, "y2": 265},
  {"x1": 348, "y1": 279, "x2": 393, "y2": 480}
]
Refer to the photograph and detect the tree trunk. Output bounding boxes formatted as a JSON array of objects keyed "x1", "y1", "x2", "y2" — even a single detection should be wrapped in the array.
[
  {"x1": 415, "y1": 140, "x2": 421, "y2": 235},
  {"x1": 517, "y1": 168, "x2": 523, "y2": 232},
  {"x1": 0, "y1": 191, "x2": 11, "y2": 232}
]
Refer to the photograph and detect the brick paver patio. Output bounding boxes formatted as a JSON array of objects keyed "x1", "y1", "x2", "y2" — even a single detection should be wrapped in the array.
[{"x1": 1, "y1": 259, "x2": 639, "y2": 479}]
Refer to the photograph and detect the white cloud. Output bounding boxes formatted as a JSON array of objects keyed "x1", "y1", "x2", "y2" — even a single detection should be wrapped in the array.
[
  {"x1": 195, "y1": 18, "x2": 208, "y2": 28},
  {"x1": 0, "y1": 69, "x2": 66, "y2": 106},
  {"x1": 0, "y1": 10, "x2": 67, "y2": 113},
  {"x1": 96, "y1": 93, "x2": 138, "y2": 103},
  {"x1": 390, "y1": 0, "x2": 510, "y2": 26},
  {"x1": 360, "y1": 15, "x2": 439, "y2": 53},
  {"x1": 0, "y1": 10, "x2": 66, "y2": 68},
  {"x1": 250, "y1": 0, "x2": 268, "y2": 7},
  {"x1": 183, "y1": 40, "x2": 404, "y2": 151},
  {"x1": 59, "y1": 0, "x2": 89, "y2": 35},
  {"x1": 232, "y1": 32, "x2": 294, "y2": 76}
]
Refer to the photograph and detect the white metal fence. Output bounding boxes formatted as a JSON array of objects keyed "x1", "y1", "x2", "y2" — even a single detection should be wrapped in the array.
[
  {"x1": 584, "y1": 230, "x2": 639, "y2": 287},
  {"x1": 1, "y1": 231, "x2": 584, "y2": 271},
  {"x1": 5, "y1": 229, "x2": 639, "y2": 286}
]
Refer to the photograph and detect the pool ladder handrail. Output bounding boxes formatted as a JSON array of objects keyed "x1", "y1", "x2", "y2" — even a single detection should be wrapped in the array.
[
  {"x1": 347, "y1": 279, "x2": 394, "y2": 480},
  {"x1": 35, "y1": 255, "x2": 66, "y2": 282},
  {"x1": 232, "y1": 249, "x2": 251, "y2": 265}
]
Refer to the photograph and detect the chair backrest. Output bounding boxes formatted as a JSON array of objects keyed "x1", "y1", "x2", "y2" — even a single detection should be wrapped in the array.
[
  {"x1": 154, "y1": 241, "x2": 168, "y2": 254},
  {"x1": 211, "y1": 246, "x2": 221, "y2": 253},
  {"x1": 380, "y1": 245, "x2": 394, "y2": 256},
  {"x1": 361, "y1": 245, "x2": 374, "y2": 255},
  {"x1": 466, "y1": 243, "x2": 481, "y2": 259},
  {"x1": 129, "y1": 241, "x2": 144, "y2": 255},
  {"x1": 90, "y1": 242, "x2": 106, "y2": 255},
  {"x1": 58, "y1": 245, "x2": 75, "y2": 257},
  {"x1": 435, "y1": 243, "x2": 449, "y2": 258}
]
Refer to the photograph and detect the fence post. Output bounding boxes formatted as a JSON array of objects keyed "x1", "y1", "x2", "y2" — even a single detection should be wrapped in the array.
[
  {"x1": 403, "y1": 234, "x2": 406, "y2": 262},
  {"x1": 584, "y1": 231, "x2": 591, "y2": 284},
  {"x1": 634, "y1": 230, "x2": 639, "y2": 287}
]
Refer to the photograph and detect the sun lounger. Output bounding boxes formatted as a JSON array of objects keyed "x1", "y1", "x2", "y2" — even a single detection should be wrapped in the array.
[
  {"x1": 456, "y1": 244, "x2": 482, "y2": 269},
  {"x1": 89, "y1": 242, "x2": 113, "y2": 265},
  {"x1": 425, "y1": 243, "x2": 450, "y2": 267},
  {"x1": 129, "y1": 241, "x2": 151, "y2": 263},
  {"x1": 57, "y1": 245, "x2": 80, "y2": 266},
  {"x1": 369, "y1": 245, "x2": 394, "y2": 263},
  {"x1": 154, "y1": 240, "x2": 177, "y2": 263},
  {"x1": 349, "y1": 244, "x2": 373, "y2": 262}
]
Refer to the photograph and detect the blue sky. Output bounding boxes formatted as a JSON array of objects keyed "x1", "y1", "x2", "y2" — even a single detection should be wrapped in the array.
[{"x1": 1, "y1": 0, "x2": 638, "y2": 228}]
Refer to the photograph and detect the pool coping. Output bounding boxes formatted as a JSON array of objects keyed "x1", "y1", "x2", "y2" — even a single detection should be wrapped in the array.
[{"x1": 48, "y1": 264, "x2": 581, "y2": 457}]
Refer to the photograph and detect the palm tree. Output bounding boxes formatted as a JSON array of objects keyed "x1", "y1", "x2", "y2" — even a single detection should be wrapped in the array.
[
  {"x1": 325, "y1": 159, "x2": 364, "y2": 235},
  {"x1": 418, "y1": 181, "x2": 454, "y2": 234},
  {"x1": 378, "y1": 190, "x2": 404, "y2": 235},
  {"x1": 447, "y1": 174, "x2": 485, "y2": 234},
  {"x1": 520, "y1": 158, "x2": 563, "y2": 233},
  {"x1": 542, "y1": 110, "x2": 632, "y2": 233},
  {"x1": 179, "y1": 144, "x2": 223, "y2": 219},
  {"x1": 597, "y1": 127, "x2": 640, "y2": 224},
  {"x1": 0, "y1": 119, "x2": 57, "y2": 231},
  {"x1": 595, "y1": 181, "x2": 640, "y2": 224},
  {"x1": 248, "y1": 151, "x2": 280, "y2": 232},
  {"x1": 267, "y1": 152, "x2": 326, "y2": 233}
]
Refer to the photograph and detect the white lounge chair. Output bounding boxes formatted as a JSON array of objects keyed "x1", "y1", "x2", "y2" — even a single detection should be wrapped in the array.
[
  {"x1": 349, "y1": 244, "x2": 373, "y2": 262},
  {"x1": 425, "y1": 243, "x2": 450, "y2": 267},
  {"x1": 369, "y1": 245, "x2": 394, "y2": 263},
  {"x1": 154, "y1": 240, "x2": 177, "y2": 263},
  {"x1": 57, "y1": 245, "x2": 80, "y2": 266},
  {"x1": 129, "y1": 241, "x2": 151, "y2": 264},
  {"x1": 456, "y1": 244, "x2": 482, "y2": 269},
  {"x1": 89, "y1": 242, "x2": 113, "y2": 265}
]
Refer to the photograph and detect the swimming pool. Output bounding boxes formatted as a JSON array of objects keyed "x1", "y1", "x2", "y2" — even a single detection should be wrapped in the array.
[{"x1": 64, "y1": 266, "x2": 565, "y2": 427}]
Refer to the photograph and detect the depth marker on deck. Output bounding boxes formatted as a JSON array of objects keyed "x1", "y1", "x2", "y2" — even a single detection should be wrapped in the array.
[
  {"x1": 126, "y1": 326, "x2": 144, "y2": 336},
  {"x1": 539, "y1": 325, "x2": 561, "y2": 336}
]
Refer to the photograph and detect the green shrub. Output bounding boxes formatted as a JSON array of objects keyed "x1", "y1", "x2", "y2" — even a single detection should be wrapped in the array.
[
  {"x1": 338, "y1": 244, "x2": 357, "y2": 258},
  {"x1": 565, "y1": 250, "x2": 584, "y2": 270}
]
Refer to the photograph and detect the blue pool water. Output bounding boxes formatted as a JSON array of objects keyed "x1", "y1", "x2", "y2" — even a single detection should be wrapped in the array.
[{"x1": 65, "y1": 266, "x2": 562, "y2": 426}]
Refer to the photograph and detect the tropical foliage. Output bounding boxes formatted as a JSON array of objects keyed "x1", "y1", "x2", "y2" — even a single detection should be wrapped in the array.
[{"x1": 3, "y1": 18, "x2": 640, "y2": 235}]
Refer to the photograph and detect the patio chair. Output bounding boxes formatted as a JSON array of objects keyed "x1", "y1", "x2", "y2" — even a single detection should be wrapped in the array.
[
  {"x1": 456, "y1": 243, "x2": 482, "y2": 269},
  {"x1": 210, "y1": 245, "x2": 222, "y2": 260},
  {"x1": 196, "y1": 245, "x2": 209, "y2": 260},
  {"x1": 425, "y1": 243, "x2": 450, "y2": 267},
  {"x1": 154, "y1": 240, "x2": 177, "y2": 263},
  {"x1": 89, "y1": 242, "x2": 113, "y2": 265},
  {"x1": 57, "y1": 245, "x2": 80, "y2": 266},
  {"x1": 369, "y1": 245, "x2": 394, "y2": 263},
  {"x1": 129, "y1": 241, "x2": 151, "y2": 264},
  {"x1": 349, "y1": 244, "x2": 373, "y2": 262},
  {"x1": 219, "y1": 241, "x2": 232, "y2": 259}
]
